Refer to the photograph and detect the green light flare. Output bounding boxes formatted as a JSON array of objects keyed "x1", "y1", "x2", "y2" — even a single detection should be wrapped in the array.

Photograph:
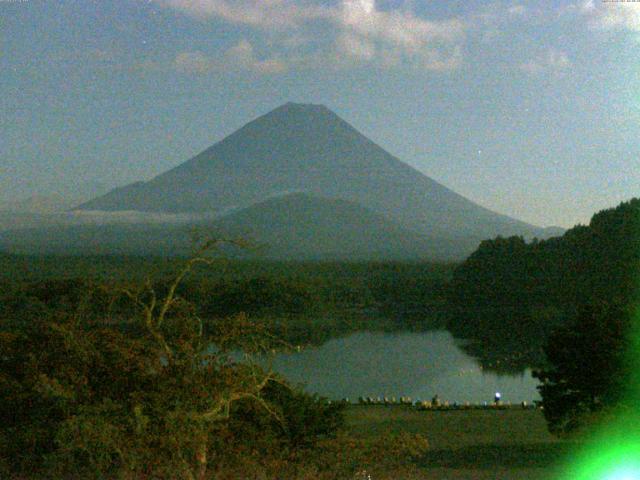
[
  {"x1": 557, "y1": 307, "x2": 640, "y2": 479},
  {"x1": 559, "y1": 424, "x2": 640, "y2": 480}
]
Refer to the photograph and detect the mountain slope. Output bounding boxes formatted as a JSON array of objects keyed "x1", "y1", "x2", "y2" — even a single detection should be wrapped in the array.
[
  {"x1": 213, "y1": 193, "x2": 477, "y2": 260},
  {"x1": 0, "y1": 193, "x2": 477, "y2": 260},
  {"x1": 78, "y1": 102, "x2": 550, "y2": 241}
]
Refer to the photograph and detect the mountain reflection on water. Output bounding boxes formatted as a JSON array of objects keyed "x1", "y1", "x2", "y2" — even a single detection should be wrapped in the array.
[{"x1": 266, "y1": 331, "x2": 540, "y2": 404}]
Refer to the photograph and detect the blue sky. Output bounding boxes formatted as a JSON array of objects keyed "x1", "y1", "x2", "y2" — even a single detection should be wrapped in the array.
[{"x1": 1, "y1": 0, "x2": 639, "y2": 227}]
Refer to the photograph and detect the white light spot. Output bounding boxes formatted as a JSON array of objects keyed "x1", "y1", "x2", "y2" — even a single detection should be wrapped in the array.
[{"x1": 604, "y1": 466, "x2": 640, "y2": 480}]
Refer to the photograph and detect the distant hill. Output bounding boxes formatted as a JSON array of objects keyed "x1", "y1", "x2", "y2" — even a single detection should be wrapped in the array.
[
  {"x1": 0, "y1": 212, "x2": 57, "y2": 231},
  {"x1": 0, "y1": 194, "x2": 80, "y2": 231},
  {"x1": 78, "y1": 102, "x2": 553, "y2": 242},
  {"x1": 0, "y1": 193, "x2": 477, "y2": 260},
  {"x1": 213, "y1": 193, "x2": 478, "y2": 260},
  {"x1": 0, "y1": 223, "x2": 190, "y2": 257},
  {"x1": 1, "y1": 194, "x2": 78, "y2": 214}
]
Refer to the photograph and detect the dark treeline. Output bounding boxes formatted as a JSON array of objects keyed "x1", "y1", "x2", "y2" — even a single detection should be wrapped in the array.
[
  {"x1": 0, "y1": 260, "x2": 453, "y2": 348},
  {"x1": 446, "y1": 198, "x2": 640, "y2": 373}
]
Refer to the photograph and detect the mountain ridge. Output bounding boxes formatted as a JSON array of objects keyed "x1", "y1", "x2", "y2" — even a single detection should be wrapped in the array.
[
  {"x1": 212, "y1": 192, "x2": 479, "y2": 260},
  {"x1": 0, "y1": 193, "x2": 478, "y2": 260},
  {"x1": 77, "y1": 102, "x2": 555, "y2": 245}
]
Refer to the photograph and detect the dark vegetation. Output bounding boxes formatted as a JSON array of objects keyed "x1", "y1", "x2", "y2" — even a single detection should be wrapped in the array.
[
  {"x1": 0, "y1": 249, "x2": 446, "y2": 480},
  {"x1": 1, "y1": 198, "x2": 638, "y2": 477},
  {"x1": 448, "y1": 198, "x2": 640, "y2": 434},
  {"x1": 0, "y1": 246, "x2": 436, "y2": 479},
  {"x1": 446, "y1": 198, "x2": 640, "y2": 374},
  {"x1": 535, "y1": 302, "x2": 633, "y2": 435},
  {"x1": 0, "y1": 258, "x2": 452, "y2": 348}
]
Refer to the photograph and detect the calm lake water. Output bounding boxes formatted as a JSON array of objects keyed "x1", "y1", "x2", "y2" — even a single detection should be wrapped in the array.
[{"x1": 266, "y1": 331, "x2": 540, "y2": 404}]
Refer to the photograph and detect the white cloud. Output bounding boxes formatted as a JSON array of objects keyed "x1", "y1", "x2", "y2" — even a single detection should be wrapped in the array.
[
  {"x1": 158, "y1": 0, "x2": 331, "y2": 28},
  {"x1": 594, "y1": 2, "x2": 640, "y2": 31},
  {"x1": 419, "y1": 45, "x2": 463, "y2": 71},
  {"x1": 174, "y1": 51, "x2": 212, "y2": 73},
  {"x1": 473, "y1": 2, "x2": 535, "y2": 27},
  {"x1": 174, "y1": 40, "x2": 287, "y2": 75},
  {"x1": 336, "y1": 32, "x2": 376, "y2": 60},
  {"x1": 458, "y1": 2, "x2": 540, "y2": 51},
  {"x1": 507, "y1": 5, "x2": 527, "y2": 17},
  {"x1": 159, "y1": 0, "x2": 465, "y2": 71},
  {"x1": 332, "y1": 0, "x2": 465, "y2": 69},
  {"x1": 225, "y1": 39, "x2": 288, "y2": 73},
  {"x1": 519, "y1": 48, "x2": 571, "y2": 74},
  {"x1": 571, "y1": 0, "x2": 640, "y2": 31},
  {"x1": 338, "y1": 0, "x2": 463, "y2": 49}
]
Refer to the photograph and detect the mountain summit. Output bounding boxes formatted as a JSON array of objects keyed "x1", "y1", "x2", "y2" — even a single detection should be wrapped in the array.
[{"x1": 78, "y1": 103, "x2": 547, "y2": 241}]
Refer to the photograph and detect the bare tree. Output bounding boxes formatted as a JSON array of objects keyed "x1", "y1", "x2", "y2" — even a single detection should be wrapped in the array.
[{"x1": 116, "y1": 237, "x2": 288, "y2": 480}]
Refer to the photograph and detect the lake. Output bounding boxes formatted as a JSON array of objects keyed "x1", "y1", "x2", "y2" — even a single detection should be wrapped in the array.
[{"x1": 265, "y1": 330, "x2": 540, "y2": 404}]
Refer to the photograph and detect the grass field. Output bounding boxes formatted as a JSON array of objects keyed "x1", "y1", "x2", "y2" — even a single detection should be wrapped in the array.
[{"x1": 344, "y1": 405, "x2": 577, "y2": 479}]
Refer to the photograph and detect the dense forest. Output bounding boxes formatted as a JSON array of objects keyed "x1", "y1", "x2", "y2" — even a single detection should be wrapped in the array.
[
  {"x1": 0, "y1": 258, "x2": 452, "y2": 350},
  {"x1": 447, "y1": 198, "x2": 640, "y2": 373}
]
